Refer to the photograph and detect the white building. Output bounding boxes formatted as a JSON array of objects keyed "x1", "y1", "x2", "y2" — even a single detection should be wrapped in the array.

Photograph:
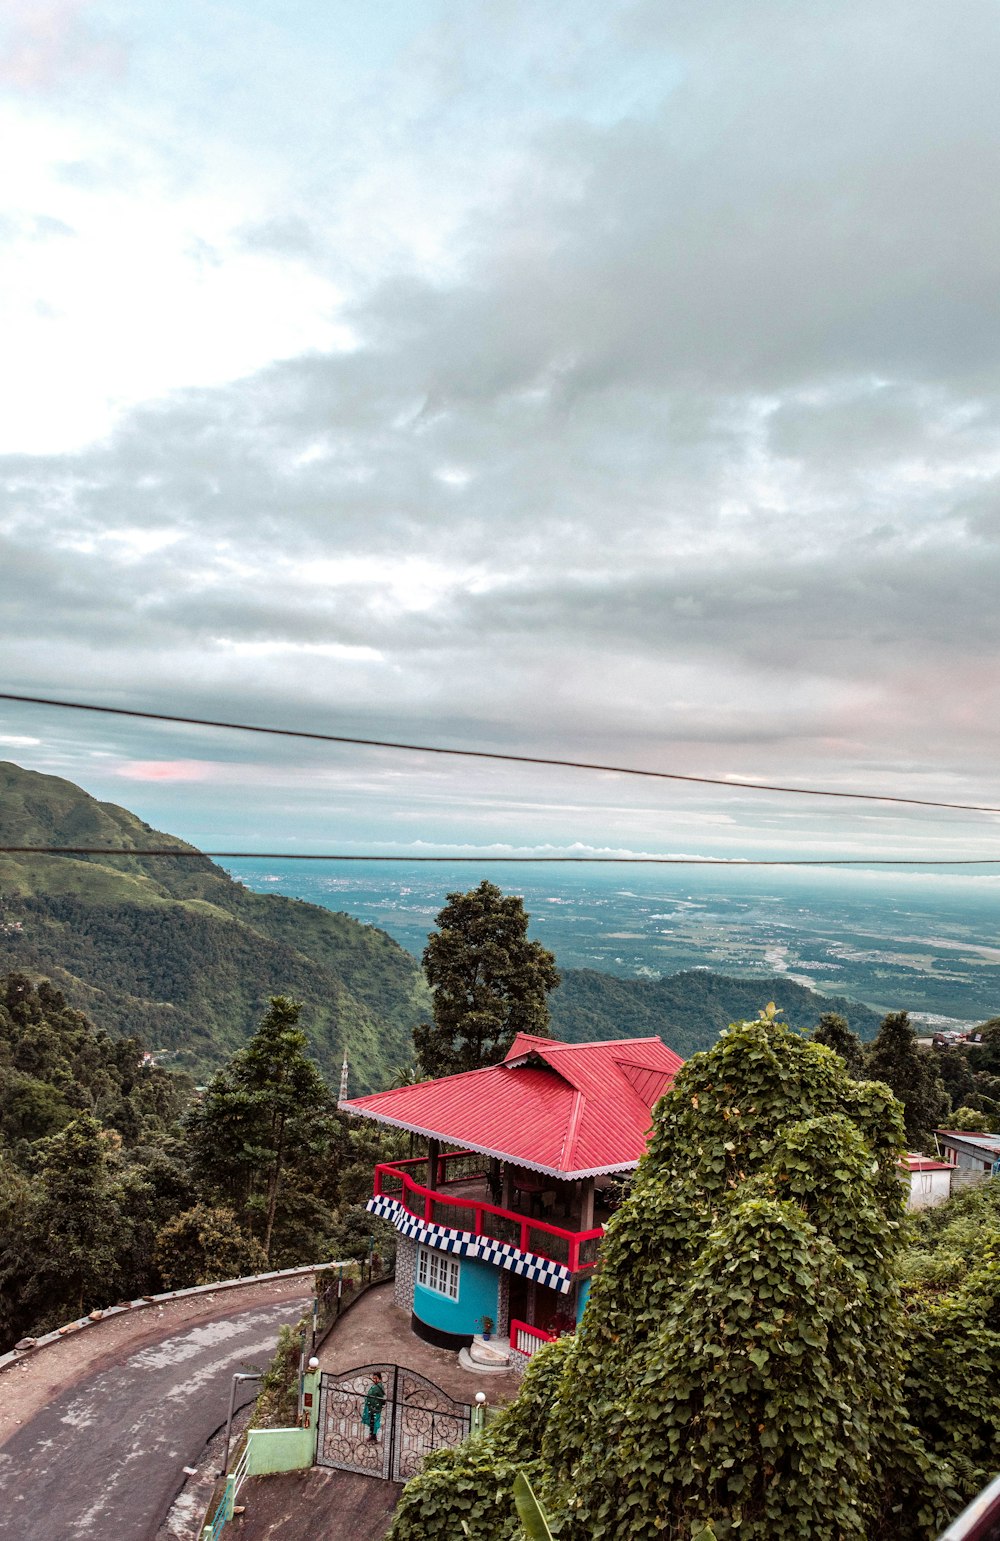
[{"x1": 901, "y1": 1153, "x2": 954, "y2": 1210}]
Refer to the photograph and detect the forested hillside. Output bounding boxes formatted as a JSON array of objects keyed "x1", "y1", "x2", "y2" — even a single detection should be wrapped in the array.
[
  {"x1": 0, "y1": 974, "x2": 399, "y2": 1351},
  {"x1": 0, "y1": 760, "x2": 427, "y2": 1090},
  {"x1": 0, "y1": 761, "x2": 896, "y2": 1085},
  {"x1": 549, "y1": 966, "x2": 884, "y2": 1055}
]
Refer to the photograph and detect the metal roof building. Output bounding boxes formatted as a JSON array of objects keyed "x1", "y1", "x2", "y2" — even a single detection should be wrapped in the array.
[
  {"x1": 339, "y1": 1033, "x2": 684, "y2": 1357},
  {"x1": 340, "y1": 1032, "x2": 683, "y2": 1179}
]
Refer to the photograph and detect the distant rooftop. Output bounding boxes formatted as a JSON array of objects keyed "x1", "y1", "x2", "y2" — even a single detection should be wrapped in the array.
[
  {"x1": 936, "y1": 1129, "x2": 1000, "y2": 1154},
  {"x1": 902, "y1": 1154, "x2": 953, "y2": 1173}
]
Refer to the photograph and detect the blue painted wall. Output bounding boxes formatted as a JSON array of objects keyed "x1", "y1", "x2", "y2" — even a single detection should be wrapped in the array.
[
  {"x1": 575, "y1": 1278, "x2": 591, "y2": 1324},
  {"x1": 412, "y1": 1249, "x2": 499, "y2": 1338}
]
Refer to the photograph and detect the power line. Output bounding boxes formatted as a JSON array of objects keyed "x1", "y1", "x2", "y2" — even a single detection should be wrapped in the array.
[
  {"x1": 2, "y1": 847, "x2": 1000, "y2": 866},
  {"x1": 2, "y1": 690, "x2": 999, "y2": 816}
]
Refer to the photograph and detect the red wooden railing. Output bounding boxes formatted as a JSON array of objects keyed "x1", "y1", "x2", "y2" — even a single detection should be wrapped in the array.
[
  {"x1": 373, "y1": 1155, "x2": 603, "y2": 1273},
  {"x1": 509, "y1": 1319, "x2": 558, "y2": 1358}
]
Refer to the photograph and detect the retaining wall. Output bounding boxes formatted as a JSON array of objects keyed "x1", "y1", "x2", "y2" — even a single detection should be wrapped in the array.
[
  {"x1": 0, "y1": 1260, "x2": 351, "y2": 1375},
  {"x1": 246, "y1": 1426, "x2": 315, "y2": 1475}
]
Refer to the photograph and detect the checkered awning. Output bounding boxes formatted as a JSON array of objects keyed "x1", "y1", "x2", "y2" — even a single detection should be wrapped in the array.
[{"x1": 367, "y1": 1195, "x2": 573, "y2": 1295}]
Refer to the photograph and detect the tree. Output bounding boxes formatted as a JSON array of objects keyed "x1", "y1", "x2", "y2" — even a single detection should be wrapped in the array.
[
  {"x1": 187, "y1": 997, "x2": 332, "y2": 1258},
  {"x1": 811, "y1": 1011, "x2": 867, "y2": 1077},
  {"x1": 414, "y1": 882, "x2": 560, "y2": 1077},
  {"x1": 948, "y1": 1105, "x2": 994, "y2": 1133},
  {"x1": 389, "y1": 1015, "x2": 959, "y2": 1541},
  {"x1": 900, "y1": 1178, "x2": 1000, "y2": 1505},
  {"x1": 22, "y1": 1114, "x2": 132, "y2": 1322},
  {"x1": 866, "y1": 1011, "x2": 950, "y2": 1149},
  {"x1": 154, "y1": 1204, "x2": 267, "y2": 1289}
]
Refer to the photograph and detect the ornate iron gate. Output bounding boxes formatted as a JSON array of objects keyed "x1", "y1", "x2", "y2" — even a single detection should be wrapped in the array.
[{"x1": 317, "y1": 1363, "x2": 472, "y2": 1483}]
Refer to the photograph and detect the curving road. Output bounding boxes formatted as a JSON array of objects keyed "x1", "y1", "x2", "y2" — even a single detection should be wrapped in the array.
[{"x1": 0, "y1": 1283, "x2": 310, "y2": 1541}]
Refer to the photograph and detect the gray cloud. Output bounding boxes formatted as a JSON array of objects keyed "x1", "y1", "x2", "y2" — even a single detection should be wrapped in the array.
[{"x1": 4, "y1": 0, "x2": 1000, "y2": 852}]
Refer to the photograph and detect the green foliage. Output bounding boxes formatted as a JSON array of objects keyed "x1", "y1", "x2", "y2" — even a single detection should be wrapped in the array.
[
  {"x1": 811, "y1": 1011, "x2": 867, "y2": 1076},
  {"x1": 254, "y1": 1317, "x2": 308, "y2": 1429},
  {"x1": 949, "y1": 1105, "x2": 994, "y2": 1132},
  {"x1": 541, "y1": 1024, "x2": 920, "y2": 1541},
  {"x1": 548, "y1": 968, "x2": 883, "y2": 1058},
  {"x1": 414, "y1": 881, "x2": 560, "y2": 1077},
  {"x1": 513, "y1": 1471, "x2": 556, "y2": 1539},
  {"x1": 389, "y1": 1341, "x2": 573, "y2": 1541},
  {"x1": 0, "y1": 973, "x2": 199, "y2": 1344},
  {"x1": 899, "y1": 1183, "x2": 1000, "y2": 1506},
  {"x1": 17, "y1": 1114, "x2": 136, "y2": 1324},
  {"x1": 154, "y1": 1203, "x2": 267, "y2": 1288},
  {"x1": 391, "y1": 1017, "x2": 973, "y2": 1541},
  {"x1": 866, "y1": 1012, "x2": 950, "y2": 1149},
  {"x1": 0, "y1": 971, "x2": 400, "y2": 1350},
  {"x1": 327, "y1": 1203, "x2": 397, "y2": 1265},
  {"x1": 187, "y1": 996, "x2": 334, "y2": 1258}
]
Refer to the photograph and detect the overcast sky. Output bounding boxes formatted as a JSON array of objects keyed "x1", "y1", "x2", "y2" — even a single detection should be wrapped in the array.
[{"x1": 2, "y1": 0, "x2": 1000, "y2": 875}]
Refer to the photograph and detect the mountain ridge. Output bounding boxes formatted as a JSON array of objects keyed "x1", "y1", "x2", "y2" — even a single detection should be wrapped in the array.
[
  {"x1": 0, "y1": 760, "x2": 427, "y2": 1091},
  {"x1": 548, "y1": 964, "x2": 883, "y2": 1058},
  {"x1": 1, "y1": 759, "x2": 888, "y2": 1083}
]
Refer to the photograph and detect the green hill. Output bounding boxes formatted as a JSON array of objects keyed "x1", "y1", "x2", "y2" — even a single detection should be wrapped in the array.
[
  {"x1": 0, "y1": 759, "x2": 889, "y2": 1084},
  {"x1": 550, "y1": 966, "x2": 884, "y2": 1057},
  {"x1": 0, "y1": 760, "x2": 428, "y2": 1091}
]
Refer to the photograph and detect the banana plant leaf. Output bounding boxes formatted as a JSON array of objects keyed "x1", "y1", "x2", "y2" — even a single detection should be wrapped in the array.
[{"x1": 513, "y1": 1471, "x2": 555, "y2": 1540}]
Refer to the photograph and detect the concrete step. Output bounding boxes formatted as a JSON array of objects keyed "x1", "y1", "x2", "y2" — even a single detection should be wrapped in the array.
[
  {"x1": 458, "y1": 1337, "x2": 512, "y2": 1374},
  {"x1": 469, "y1": 1334, "x2": 509, "y2": 1364}
]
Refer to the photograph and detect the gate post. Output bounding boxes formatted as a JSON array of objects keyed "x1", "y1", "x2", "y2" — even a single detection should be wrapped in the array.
[{"x1": 304, "y1": 1356, "x2": 322, "y2": 1463}]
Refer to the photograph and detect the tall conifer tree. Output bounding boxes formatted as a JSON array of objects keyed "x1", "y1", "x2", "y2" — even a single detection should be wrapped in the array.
[
  {"x1": 414, "y1": 881, "x2": 559, "y2": 1077},
  {"x1": 866, "y1": 1011, "x2": 949, "y2": 1148},
  {"x1": 187, "y1": 996, "x2": 331, "y2": 1258}
]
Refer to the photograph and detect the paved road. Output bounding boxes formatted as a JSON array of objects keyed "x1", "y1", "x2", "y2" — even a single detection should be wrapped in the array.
[{"x1": 0, "y1": 1292, "x2": 309, "y2": 1541}]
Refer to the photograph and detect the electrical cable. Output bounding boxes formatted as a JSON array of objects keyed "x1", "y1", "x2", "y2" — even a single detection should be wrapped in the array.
[
  {"x1": 2, "y1": 847, "x2": 1000, "y2": 865},
  {"x1": 2, "y1": 690, "x2": 999, "y2": 815}
]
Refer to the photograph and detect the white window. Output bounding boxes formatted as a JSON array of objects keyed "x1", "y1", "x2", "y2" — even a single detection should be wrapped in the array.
[{"x1": 417, "y1": 1245, "x2": 460, "y2": 1300}]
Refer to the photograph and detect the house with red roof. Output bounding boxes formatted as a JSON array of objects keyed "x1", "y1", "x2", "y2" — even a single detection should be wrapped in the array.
[
  {"x1": 900, "y1": 1152, "x2": 953, "y2": 1210},
  {"x1": 339, "y1": 1033, "x2": 683, "y2": 1361}
]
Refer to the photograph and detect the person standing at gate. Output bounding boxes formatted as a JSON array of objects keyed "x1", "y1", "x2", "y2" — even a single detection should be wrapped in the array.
[{"x1": 364, "y1": 1372, "x2": 386, "y2": 1442}]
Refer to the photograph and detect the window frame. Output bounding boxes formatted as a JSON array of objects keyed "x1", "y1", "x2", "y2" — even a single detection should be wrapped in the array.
[{"x1": 417, "y1": 1244, "x2": 461, "y2": 1301}]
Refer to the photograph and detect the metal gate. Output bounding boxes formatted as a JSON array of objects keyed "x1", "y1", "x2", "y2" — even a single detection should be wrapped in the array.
[{"x1": 317, "y1": 1363, "x2": 472, "y2": 1483}]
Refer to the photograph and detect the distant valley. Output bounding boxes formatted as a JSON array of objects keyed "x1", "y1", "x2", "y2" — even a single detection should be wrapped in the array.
[
  {"x1": 2, "y1": 761, "x2": 991, "y2": 1090},
  {"x1": 229, "y1": 860, "x2": 1000, "y2": 1029}
]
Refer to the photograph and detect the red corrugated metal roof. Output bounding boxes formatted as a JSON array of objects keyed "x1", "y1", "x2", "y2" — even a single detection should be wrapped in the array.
[
  {"x1": 339, "y1": 1035, "x2": 684, "y2": 1178},
  {"x1": 902, "y1": 1154, "x2": 954, "y2": 1173}
]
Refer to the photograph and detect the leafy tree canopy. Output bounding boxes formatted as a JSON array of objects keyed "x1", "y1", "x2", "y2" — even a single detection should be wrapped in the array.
[
  {"x1": 898, "y1": 1179, "x2": 1000, "y2": 1498},
  {"x1": 154, "y1": 1203, "x2": 267, "y2": 1289},
  {"x1": 811, "y1": 1010, "x2": 867, "y2": 1077},
  {"x1": 414, "y1": 881, "x2": 559, "y2": 1077},
  {"x1": 866, "y1": 1011, "x2": 950, "y2": 1149},
  {"x1": 390, "y1": 1016, "x2": 967, "y2": 1541}
]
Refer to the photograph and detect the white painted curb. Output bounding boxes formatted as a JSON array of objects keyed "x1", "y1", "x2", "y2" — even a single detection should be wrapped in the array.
[{"x1": 0, "y1": 1260, "x2": 355, "y2": 1374}]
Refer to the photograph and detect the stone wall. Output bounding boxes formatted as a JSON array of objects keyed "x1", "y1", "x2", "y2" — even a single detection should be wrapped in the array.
[
  {"x1": 394, "y1": 1233, "x2": 417, "y2": 1312},
  {"x1": 496, "y1": 1269, "x2": 510, "y2": 1337}
]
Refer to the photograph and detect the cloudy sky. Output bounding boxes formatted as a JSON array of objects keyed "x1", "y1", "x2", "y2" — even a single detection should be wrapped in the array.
[{"x1": 2, "y1": 0, "x2": 1000, "y2": 873}]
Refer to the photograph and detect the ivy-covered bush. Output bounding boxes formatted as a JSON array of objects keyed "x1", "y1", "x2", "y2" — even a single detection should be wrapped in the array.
[
  {"x1": 900, "y1": 1178, "x2": 1000, "y2": 1504},
  {"x1": 390, "y1": 1017, "x2": 985, "y2": 1541},
  {"x1": 389, "y1": 1336, "x2": 572, "y2": 1540}
]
